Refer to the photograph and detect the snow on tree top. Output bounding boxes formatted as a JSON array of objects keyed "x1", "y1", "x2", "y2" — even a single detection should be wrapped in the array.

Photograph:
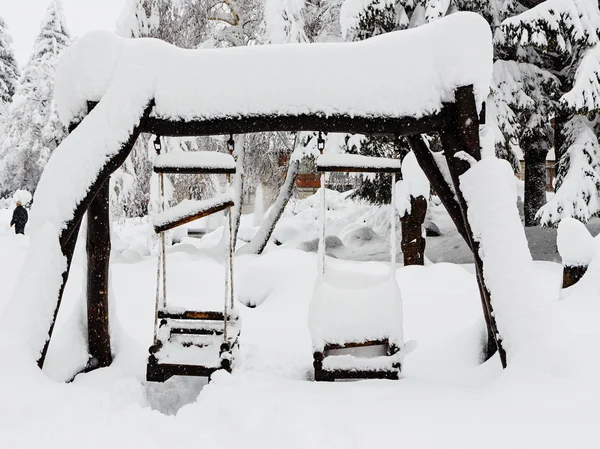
[{"x1": 54, "y1": 12, "x2": 492, "y2": 127}]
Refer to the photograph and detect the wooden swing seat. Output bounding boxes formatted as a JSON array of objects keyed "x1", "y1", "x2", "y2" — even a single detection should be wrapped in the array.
[
  {"x1": 316, "y1": 154, "x2": 402, "y2": 173},
  {"x1": 146, "y1": 308, "x2": 240, "y2": 383},
  {"x1": 147, "y1": 361, "x2": 223, "y2": 382},
  {"x1": 313, "y1": 339, "x2": 401, "y2": 382},
  {"x1": 153, "y1": 196, "x2": 234, "y2": 233},
  {"x1": 153, "y1": 151, "x2": 237, "y2": 175}
]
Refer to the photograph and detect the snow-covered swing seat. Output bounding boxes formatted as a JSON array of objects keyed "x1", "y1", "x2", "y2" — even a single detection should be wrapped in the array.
[
  {"x1": 147, "y1": 135, "x2": 240, "y2": 382},
  {"x1": 309, "y1": 135, "x2": 407, "y2": 381},
  {"x1": 22, "y1": 11, "x2": 492, "y2": 380}
]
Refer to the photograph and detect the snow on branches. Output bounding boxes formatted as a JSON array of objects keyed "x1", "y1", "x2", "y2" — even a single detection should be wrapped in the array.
[
  {"x1": 0, "y1": 16, "x2": 19, "y2": 112},
  {"x1": 0, "y1": 0, "x2": 70, "y2": 195},
  {"x1": 537, "y1": 116, "x2": 600, "y2": 226}
]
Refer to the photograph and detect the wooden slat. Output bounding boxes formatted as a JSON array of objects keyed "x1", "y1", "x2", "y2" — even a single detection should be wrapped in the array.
[
  {"x1": 153, "y1": 166, "x2": 236, "y2": 175},
  {"x1": 157, "y1": 310, "x2": 238, "y2": 321},
  {"x1": 154, "y1": 200, "x2": 233, "y2": 233},
  {"x1": 324, "y1": 340, "x2": 388, "y2": 351},
  {"x1": 146, "y1": 362, "x2": 221, "y2": 382},
  {"x1": 318, "y1": 367, "x2": 400, "y2": 381},
  {"x1": 170, "y1": 327, "x2": 224, "y2": 336}
]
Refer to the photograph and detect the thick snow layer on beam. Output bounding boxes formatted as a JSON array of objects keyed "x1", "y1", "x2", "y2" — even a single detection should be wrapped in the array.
[
  {"x1": 154, "y1": 151, "x2": 236, "y2": 171},
  {"x1": 153, "y1": 195, "x2": 234, "y2": 231},
  {"x1": 55, "y1": 12, "x2": 492, "y2": 127}
]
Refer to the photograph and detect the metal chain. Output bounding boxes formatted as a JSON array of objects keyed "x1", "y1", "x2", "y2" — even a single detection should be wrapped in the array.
[
  {"x1": 318, "y1": 132, "x2": 326, "y2": 276},
  {"x1": 228, "y1": 134, "x2": 235, "y2": 311}
]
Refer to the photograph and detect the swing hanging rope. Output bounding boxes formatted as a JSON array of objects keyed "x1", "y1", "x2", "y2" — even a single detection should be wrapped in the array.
[
  {"x1": 153, "y1": 134, "x2": 166, "y2": 345},
  {"x1": 389, "y1": 140, "x2": 398, "y2": 275},
  {"x1": 223, "y1": 134, "x2": 235, "y2": 344},
  {"x1": 317, "y1": 131, "x2": 326, "y2": 276}
]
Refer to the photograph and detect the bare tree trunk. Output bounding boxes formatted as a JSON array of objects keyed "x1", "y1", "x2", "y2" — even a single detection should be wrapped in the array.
[
  {"x1": 524, "y1": 148, "x2": 547, "y2": 227},
  {"x1": 237, "y1": 158, "x2": 299, "y2": 255}
]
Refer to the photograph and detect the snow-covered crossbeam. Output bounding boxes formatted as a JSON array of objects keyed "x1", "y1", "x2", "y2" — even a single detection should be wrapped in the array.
[
  {"x1": 153, "y1": 195, "x2": 234, "y2": 233},
  {"x1": 154, "y1": 151, "x2": 236, "y2": 174},
  {"x1": 55, "y1": 12, "x2": 492, "y2": 132},
  {"x1": 317, "y1": 154, "x2": 401, "y2": 173}
]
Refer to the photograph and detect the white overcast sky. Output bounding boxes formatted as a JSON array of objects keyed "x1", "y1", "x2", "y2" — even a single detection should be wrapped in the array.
[{"x1": 1, "y1": 0, "x2": 125, "y2": 67}]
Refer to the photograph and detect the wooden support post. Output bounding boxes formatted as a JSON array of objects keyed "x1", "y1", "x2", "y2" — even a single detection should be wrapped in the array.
[
  {"x1": 438, "y1": 86, "x2": 507, "y2": 367},
  {"x1": 562, "y1": 265, "x2": 587, "y2": 289},
  {"x1": 37, "y1": 102, "x2": 153, "y2": 369},
  {"x1": 407, "y1": 135, "x2": 471, "y2": 248},
  {"x1": 400, "y1": 195, "x2": 427, "y2": 266},
  {"x1": 86, "y1": 179, "x2": 112, "y2": 369}
]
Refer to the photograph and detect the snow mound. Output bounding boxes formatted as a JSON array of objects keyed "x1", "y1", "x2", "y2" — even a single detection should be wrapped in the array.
[
  {"x1": 340, "y1": 224, "x2": 381, "y2": 248},
  {"x1": 557, "y1": 217, "x2": 595, "y2": 266},
  {"x1": 308, "y1": 266, "x2": 403, "y2": 351},
  {"x1": 461, "y1": 156, "x2": 564, "y2": 369}
]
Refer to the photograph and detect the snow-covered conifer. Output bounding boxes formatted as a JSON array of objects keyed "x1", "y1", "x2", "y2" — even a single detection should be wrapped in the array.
[
  {"x1": 501, "y1": 0, "x2": 600, "y2": 226},
  {"x1": 0, "y1": 16, "x2": 19, "y2": 115},
  {"x1": 0, "y1": 0, "x2": 70, "y2": 195},
  {"x1": 262, "y1": 0, "x2": 308, "y2": 43}
]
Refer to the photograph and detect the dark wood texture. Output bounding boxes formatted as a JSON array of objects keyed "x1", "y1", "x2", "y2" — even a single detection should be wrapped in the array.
[
  {"x1": 170, "y1": 327, "x2": 224, "y2": 336},
  {"x1": 563, "y1": 265, "x2": 587, "y2": 289},
  {"x1": 153, "y1": 166, "x2": 236, "y2": 175},
  {"x1": 157, "y1": 310, "x2": 237, "y2": 321},
  {"x1": 324, "y1": 340, "x2": 387, "y2": 351},
  {"x1": 86, "y1": 179, "x2": 113, "y2": 368},
  {"x1": 142, "y1": 113, "x2": 445, "y2": 138},
  {"x1": 400, "y1": 195, "x2": 427, "y2": 266},
  {"x1": 317, "y1": 368, "x2": 399, "y2": 381},
  {"x1": 407, "y1": 135, "x2": 472, "y2": 248},
  {"x1": 153, "y1": 200, "x2": 234, "y2": 233},
  {"x1": 146, "y1": 361, "x2": 222, "y2": 382}
]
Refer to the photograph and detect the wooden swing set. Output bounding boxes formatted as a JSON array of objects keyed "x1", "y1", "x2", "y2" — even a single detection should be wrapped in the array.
[
  {"x1": 33, "y1": 14, "x2": 507, "y2": 383},
  {"x1": 38, "y1": 83, "x2": 505, "y2": 384}
]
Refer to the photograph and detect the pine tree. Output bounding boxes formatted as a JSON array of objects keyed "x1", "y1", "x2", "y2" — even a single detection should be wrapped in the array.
[
  {"x1": 0, "y1": 16, "x2": 19, "y2": 116},
  {"x1": 0, "y1": 0, "x2": 70, "y2": 196},
  {"x1": 262, "y1": 0, "x2": 308, "y2": 43},
  {"x1": 500, "y1": 0, "x2": 600, "y2": 225}
]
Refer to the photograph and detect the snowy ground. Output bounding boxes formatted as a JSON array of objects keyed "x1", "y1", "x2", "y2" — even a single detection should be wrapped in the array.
[{"x1": 0, "y1": 196, "x2": 598, "y2": 448}]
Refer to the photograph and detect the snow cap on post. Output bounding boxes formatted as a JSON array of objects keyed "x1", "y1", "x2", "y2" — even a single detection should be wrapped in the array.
[
  {"x1": 557, "y1": 217, "x2": 595, "y2": 267},
  {"x1": 54, "y1": 30, "x2": 123, "y2": 127}
]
